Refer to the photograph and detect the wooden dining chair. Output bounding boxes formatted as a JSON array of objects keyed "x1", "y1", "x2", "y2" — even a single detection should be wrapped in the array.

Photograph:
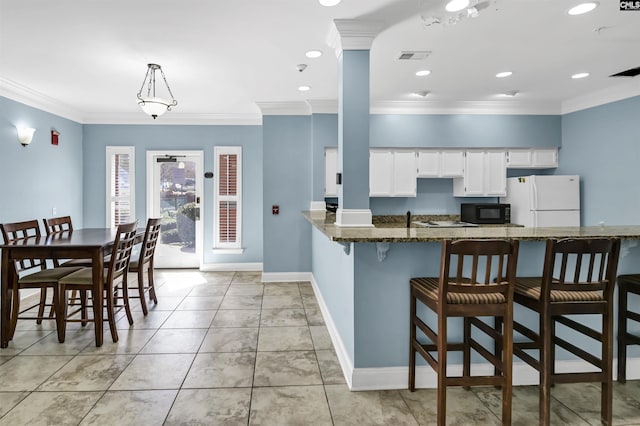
[
  {"x1": 615, "y1": 273, "x2": 640, "y2": 383},
  {"x1": 57, "y1": 221, "x2": 138, "y2": 344},
  {"x1": 512, "y1": 238, "x2": 621, "y2": 426},
  {"x1": 43, "y1": 216, "x2": 94, "y2": 267},
  {"x1": 409, "y1": 239, "x2": 519, "y2": 426},
  {"x1": 128, "y1": 218, "x2": 161, "y2": 315},
  {"x1": 0, "y1": 220, "x2": 83, "y2": 339}
]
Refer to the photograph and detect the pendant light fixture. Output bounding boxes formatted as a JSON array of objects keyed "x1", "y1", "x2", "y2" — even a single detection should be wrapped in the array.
[{"x1": 136, "y1": 63, "x2": 178, "y2": 119}]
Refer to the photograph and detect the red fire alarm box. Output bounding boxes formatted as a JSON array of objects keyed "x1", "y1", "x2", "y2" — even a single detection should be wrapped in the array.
[{"x1": 51, "y1": 130, "x2": 60, "y2": 146}]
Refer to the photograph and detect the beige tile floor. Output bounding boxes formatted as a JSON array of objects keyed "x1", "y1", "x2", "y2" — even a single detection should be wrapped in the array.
[{"x1": 0, "y1": 270, "x2": 639, "y2": 425}]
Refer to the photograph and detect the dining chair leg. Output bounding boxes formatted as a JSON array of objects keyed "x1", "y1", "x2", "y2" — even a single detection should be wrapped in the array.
[
  {"x1": 147, "y1": 264, "x2": 158, "y2": 305},
  {"x1": 105, "y1": 284, "x2": 119, "y2": 343},
  {"x1": 36, "y1": 288, "x2": 47, "y2": 324},
  {"x1": 9, "y1": 286, "x2": 20, "y2": 340},
  {"x1": 137, "y1": 268, "x2": 149, "y2": 315},
  {"x1": 56, "y1": 285, "x2": 68, "y2": 343},
  {"x1": 122, "y1": 278, "x2": 134, "y2": 325}
]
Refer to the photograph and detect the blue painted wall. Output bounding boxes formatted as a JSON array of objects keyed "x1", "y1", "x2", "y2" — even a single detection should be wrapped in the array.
[
  {"x1": 83, "y1": 124, "x2": 263, "y2": 264},
  {"x1": 262, "y1": 115, "x2": 312, "y2": 273},
  {"x1": 0, "y1": 97, "x2": 83, "y2": 226},
  {"x1": 312, "y1": 226, "x2": 354, "y2": 362},
  {"x1": 311, "y1": 114, "x2": 338, "y2": 201},
  {"x1": 559, "y1": 96, "x2": 640, "y2": 227},
  {"x1": 369, "y1": 114, "x2": 561, "y2": 148}
]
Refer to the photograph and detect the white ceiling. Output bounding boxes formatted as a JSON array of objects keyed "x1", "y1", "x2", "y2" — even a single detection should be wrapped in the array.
[{"x1": 1, "y1": 0, "x2": 639, "y2": 124}]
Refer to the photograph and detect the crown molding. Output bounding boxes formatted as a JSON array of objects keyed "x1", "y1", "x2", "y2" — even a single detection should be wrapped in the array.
[
  {"x1": 327, "y1": 19, "x2": 384, "y2": 57},
  {"x1": 256, "y1": 101, "x2": 311, "y2": 116},
  {"x1": 307, "y1": 99, "x2": 338, "y2": 114},
  {"x1": 561, "y1": 78, "x2": 640, "y2": 114},
  {"x1": 0, "y1": 76, "x2": 84, "y2": 123}
]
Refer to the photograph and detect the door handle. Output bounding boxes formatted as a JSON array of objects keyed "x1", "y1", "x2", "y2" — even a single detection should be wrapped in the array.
[{"x1": 194, "y1": 207, "x2": 200, "y2": 221}]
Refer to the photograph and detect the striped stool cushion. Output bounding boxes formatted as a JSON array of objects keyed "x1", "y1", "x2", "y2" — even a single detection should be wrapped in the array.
[
  {"x1": 514, "y1": 277, "x2": 604, "y2": 302},
  {"x1": 411, "y1": 277, "x2": 506, "y2": 304}
]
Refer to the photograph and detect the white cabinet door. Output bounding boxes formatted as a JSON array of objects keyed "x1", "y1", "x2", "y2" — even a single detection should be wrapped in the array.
[
  {"x1": 506, "y1": 150, "x2": 533, "y2": 168},
  {"x1": 324, "y1": 147, "x2": 338, "y2": 197},
  {"x1": 454, "y1": 150, "x2": 506, "y2": 197},
  {"x1": 440, "y1": 151, "x2": 465, "y2": 177},
  {"x1": 531, "y1": 149, "x2": 558, "y2": 168},
  {"x1": 507, "y1": 148, "x2": 558, "y2": 168},
  {"x1": 457, "y1": 151, "x2": 486, "y2": 196},
  {"x1": 485, "y1": 151, "x2": 507, "y2": 196},
  {"x1": 417, "y1": 150, "x2": 464, "y2": 178},
  {"x1": 369, "y1": 150, "x2": 394, "y2": 196},
  {"x1": 393, "y1": 151, "x2": 417, "y2": 196},
  {"x1": 417, "y1": 151, "x2": 440, "y2": 177},
  {"x1": 369, "y1": 150, "x2": 416, "y2": 197}
]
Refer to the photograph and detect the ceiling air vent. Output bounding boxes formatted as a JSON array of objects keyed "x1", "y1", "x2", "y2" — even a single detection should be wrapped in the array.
[
  {"x1": 397, "y1": 51, "x2": 431, "y2": 60},
  {"x1": 610, "y1": 66, "x2": 640, "y2": 77}
]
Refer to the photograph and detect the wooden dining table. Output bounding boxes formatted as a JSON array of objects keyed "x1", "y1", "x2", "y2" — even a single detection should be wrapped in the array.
[{"x1": 1, "y1": 228, "x2": 144, "y2": 348}]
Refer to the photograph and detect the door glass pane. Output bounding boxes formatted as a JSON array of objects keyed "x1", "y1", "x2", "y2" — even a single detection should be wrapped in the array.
[{"x1": 159, "y1": 160, "x2": 197, "y2": 254}]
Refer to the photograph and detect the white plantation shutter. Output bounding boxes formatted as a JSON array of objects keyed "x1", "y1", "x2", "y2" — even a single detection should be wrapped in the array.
[
  {"x1": 106, "y1": 146, "x2": 135, "y2": 228},
  {"x1": 214, "y1": 146, "x2": 241, "y2": 248}
]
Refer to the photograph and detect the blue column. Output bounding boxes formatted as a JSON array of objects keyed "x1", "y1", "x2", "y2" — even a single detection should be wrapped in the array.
[
  {"x1": 338, "y1": 50, "x2": 371, "y2": 210},
  {"x1": 330, "y1": 20, "x2": 381, "y2": 227}
]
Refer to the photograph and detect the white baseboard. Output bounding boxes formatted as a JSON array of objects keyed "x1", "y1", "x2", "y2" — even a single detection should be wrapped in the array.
[
  {"x1": 200, "y1": 262, "x2": 262, "y2": 272},
  {"x1": 261, "y1": 272, "x2": 313, "y2": 283},
  {"x1": 310, "y1": 275, "x2": 354, "y2": 389}
]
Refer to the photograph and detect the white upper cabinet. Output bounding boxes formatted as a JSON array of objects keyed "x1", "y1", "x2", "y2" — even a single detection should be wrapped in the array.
[
  {"x1": 369, "y1": 150, "x2": 417, "y2": 197},
  {"x1": 506, "y1": 148, "x2": 558, "y2": 168},
  {"x1": 453, "y1": 150, "x2": 507, "y2": 197},
  {"x1": 324, "y1": 147, "x2": 338, "y2": 197},
  {"x1": 417, "y1": 150, "x2": 464, "y2": 178}
]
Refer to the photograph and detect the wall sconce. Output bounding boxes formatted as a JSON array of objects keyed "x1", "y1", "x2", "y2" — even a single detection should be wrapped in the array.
[{"x1": 17, "y1": 127, "x2": 36, "y2": 147}]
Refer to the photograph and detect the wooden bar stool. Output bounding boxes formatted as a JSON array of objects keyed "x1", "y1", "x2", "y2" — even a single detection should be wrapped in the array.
[
  {"x1": 616, "y1": 273, "x2": 640, "y2": 383},
  {"x1": 409, "y1": 238, "x2": 519, "y2": 426},
  {"x1": 512, "y1": 238, "x2": 621, "y2": 426}
]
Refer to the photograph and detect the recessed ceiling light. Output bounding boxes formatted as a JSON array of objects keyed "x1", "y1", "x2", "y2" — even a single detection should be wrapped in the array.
[
  {"x1": 318, "y1": 0, "x2": 341, "y2": 6},
  {"x1": 415, "y1": 70, "x2": 431, "y2": 77},
  {"x1": 499, "y1": 90, "x2": 519, "y2": 97},
  {"x1": 568, "y1": 2, "x2": 598, "y2": 15},
  {"x1": 298, "y1": 85, "x2": 311, "y2": 92},
  {"x1": 496, "y1": 71, "x2": 513, "y2": 78},
  {"x1": 571, "y1": 72, "x2": 590, "y2": 79},
  {"x1": 412, "y1": 91, "x2": 430, "y2": 97},
  {"x1": 306, "y1": 50, "x2": 323, "y2": 59},
  {"x1": 445, "y1": 0, "x2": 470, "y2": 12}
]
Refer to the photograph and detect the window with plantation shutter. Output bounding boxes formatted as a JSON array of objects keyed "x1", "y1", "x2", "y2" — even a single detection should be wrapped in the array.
[
  {"x1": 214, "y1": 146, "x2": 242, "y2": 249},
  {"x1": 106, "y1": 146, "x2": 135, "y2": 228}
]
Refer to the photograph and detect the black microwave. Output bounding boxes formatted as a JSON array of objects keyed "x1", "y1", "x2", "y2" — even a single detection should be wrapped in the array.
[{"x1": 461, "y1": 203, "x2": 511, "y2": 224}]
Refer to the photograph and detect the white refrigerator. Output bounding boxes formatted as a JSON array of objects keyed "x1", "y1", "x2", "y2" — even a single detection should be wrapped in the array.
[{"x1": 500, "y1": 175, "x2": 580, "y2": 227}]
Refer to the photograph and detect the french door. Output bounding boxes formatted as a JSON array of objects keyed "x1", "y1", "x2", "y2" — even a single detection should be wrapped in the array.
[{"x1": 147, "y1": 151, "x2": 203, "y2": 268}]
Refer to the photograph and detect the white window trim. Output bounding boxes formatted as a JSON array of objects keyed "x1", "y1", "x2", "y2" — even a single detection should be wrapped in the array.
[
  {"x1": 213, "y1": 146, "x2": 242, "y2": 250},
  {"x1": 106, "y1": 146, "x2": 135, "y2": 228}
]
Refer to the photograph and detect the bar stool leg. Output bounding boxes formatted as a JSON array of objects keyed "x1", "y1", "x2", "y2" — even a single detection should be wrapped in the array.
[{"x1": 618, "y1": 280, "x2": 628, "y2": 384}]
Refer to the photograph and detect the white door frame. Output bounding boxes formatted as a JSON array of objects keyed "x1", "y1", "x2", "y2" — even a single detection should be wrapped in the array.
[{"x1": 146, "y1": 150, "x2": 204, "y2": 268}]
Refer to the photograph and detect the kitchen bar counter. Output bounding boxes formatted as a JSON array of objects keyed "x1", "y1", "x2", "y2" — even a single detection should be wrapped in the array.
[{"x1": 303, "y1": 211, "x2": 640, "y2": 243}]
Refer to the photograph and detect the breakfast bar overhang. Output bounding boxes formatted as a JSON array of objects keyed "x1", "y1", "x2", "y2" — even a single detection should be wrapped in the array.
[{"x1": 304, "y1": 211, "x2": 640, "y2": 390}]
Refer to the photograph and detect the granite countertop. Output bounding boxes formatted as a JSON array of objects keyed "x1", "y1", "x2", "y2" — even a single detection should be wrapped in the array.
[{"x1": 303, "y1": 211, "x2": 640, "y2": 243}]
